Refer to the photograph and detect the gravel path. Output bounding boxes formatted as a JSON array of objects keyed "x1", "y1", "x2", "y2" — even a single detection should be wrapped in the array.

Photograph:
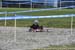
[{"x1": 0, "y1": 27, "x2": 75, "y2": 50}]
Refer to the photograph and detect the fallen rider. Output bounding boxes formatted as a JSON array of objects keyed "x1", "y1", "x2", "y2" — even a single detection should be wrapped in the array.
[{"x1": 29, "y1": 20, "x2": 43, "y2": 32}]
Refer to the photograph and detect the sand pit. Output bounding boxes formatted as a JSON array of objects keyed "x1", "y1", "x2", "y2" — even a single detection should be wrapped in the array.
[{"x1": 0, "y1": 27, "x2": 75, "y2": 50}]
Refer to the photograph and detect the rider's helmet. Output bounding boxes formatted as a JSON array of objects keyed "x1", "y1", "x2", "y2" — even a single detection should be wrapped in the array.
[{"x1": 33, "y1": 19, "x2": 39, "y2": 25}]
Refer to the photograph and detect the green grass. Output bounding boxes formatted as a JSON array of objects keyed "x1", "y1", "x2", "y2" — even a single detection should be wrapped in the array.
[
  {"x1": 0, "y1": 17, "x2": 75, "y2": 28},
  {"x1": 0, "y1": 14, "x2": 15, "y2": 17},
  {"x1": 0, "y1": 8, "x2": 30, "y2": 12},
  {"x1": 0, "y1": 8, "x2": 41, "y2": 12},
  {"x1": 34, "y1": 44, "x2": 75, "y2": 50},
  {"x1": 0, "y1": 8, "x2": 31, "y2": 16},
  {"x1": 17, "y1": 9, "x2": 74, "y2": 16},
  {"x1": 0, "y1": 8, "x2": 75, "y2": 28},
  {"x1": 0, "y1": 8, "x2": 75, "y2": 16},
  {"x1": 0, "y1": 8, "x2": 41, "y2": 16}
]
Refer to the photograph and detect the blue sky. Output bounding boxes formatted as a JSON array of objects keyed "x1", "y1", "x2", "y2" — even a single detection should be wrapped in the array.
[
  {"x1": 32, "y1": 0, "x2": 55, "y2": 2},
  {"x1": 4, "y1": 0, "x2": 55, "y2": 2},
  {"x1": 21, "y1": 0, "x2": 55, "y2": 2}
]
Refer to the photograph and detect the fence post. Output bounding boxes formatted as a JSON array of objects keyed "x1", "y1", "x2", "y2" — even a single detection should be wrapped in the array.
[
  {"x1": 71, "y1": 14, "x2": 73, "y2": 35},
  {"x1": 14, "y1": 13, "x2": 16, "y2": 42},
  {"x1": 5, "y1": 11, "x2": 7, "y2": 27}
]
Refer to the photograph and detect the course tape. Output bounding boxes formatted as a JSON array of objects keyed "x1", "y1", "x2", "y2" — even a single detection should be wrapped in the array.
[
  {"x1": 0, "y1": 7, "x2": 68, "y2": 14},
  {"x1": 0, "y1": 14, "x2": 75, "y2": 20}
]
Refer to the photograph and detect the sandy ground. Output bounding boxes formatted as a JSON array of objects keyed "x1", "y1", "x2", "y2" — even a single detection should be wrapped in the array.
[{"x1": 0, "y1": 27, "x2": 75, "y2": 50}]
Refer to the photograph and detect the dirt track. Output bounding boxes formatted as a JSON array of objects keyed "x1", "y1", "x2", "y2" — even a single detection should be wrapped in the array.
[{"x1": 0, "y1": 27, "x2": 75, "y2": 50}]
